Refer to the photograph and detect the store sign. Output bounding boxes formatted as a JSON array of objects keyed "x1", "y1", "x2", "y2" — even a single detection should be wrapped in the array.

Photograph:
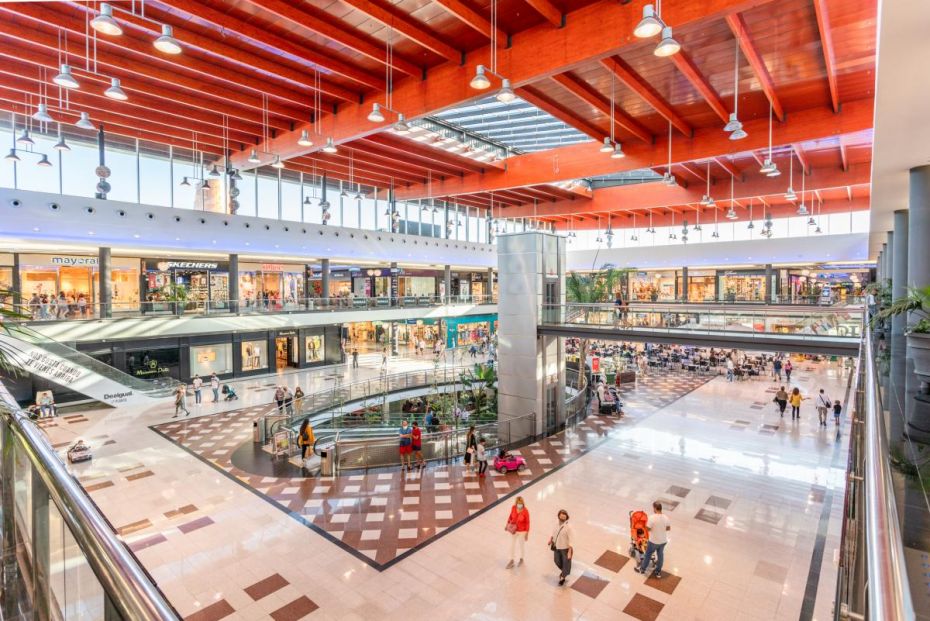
[
  {"x1": 261, "y1": 263, "x2": 285, "y2": 272},
  {"x1": 134, "y1": 360, "x2": 170, "y2": 378},
  {"x1": 51, "y1": 256, "x2": 98, "y2": 266},
  {"x1": 277, "y1": 330, "x2": 298, "y2": 337},
  {"x1": 156, "y1": 261, "x2": 219, "y2": 271}
]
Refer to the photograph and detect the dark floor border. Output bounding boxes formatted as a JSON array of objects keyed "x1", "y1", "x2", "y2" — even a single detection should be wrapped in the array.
[{"x1": 147, "y1": 372, "x2": 714, "y2": 572}]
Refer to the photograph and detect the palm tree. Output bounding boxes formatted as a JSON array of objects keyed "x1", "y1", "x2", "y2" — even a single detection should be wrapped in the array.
[
  {"x1": 564, "y1": 266, "x2": 629, "y2": 379},
  {"x1": 0, "y1": 289, "x2": 31, "y2": 375}
]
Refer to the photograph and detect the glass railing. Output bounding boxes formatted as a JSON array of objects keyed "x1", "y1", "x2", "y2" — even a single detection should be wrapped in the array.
[
  {"x1": 0, "y1": 381, "x2": 177, "y2": 620},
  {"x1": 5, "y1": 295, "x2": 497, "y2": 324},
  {"x1": 545, "y1": 303, "x2": 863, "y2": 339},
  {"x1": 625, "y1": 294, "x2": 865, "y2": 306},
  {"x1": 0, "y1": 326, "x2": 180, "y2": 397}
]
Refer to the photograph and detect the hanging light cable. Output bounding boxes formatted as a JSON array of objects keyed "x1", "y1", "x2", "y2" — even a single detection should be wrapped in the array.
[
  {"x1": 760, "y1": 103, "x2": 780, "y2": 175},
  {"x1": 797, "y1": 158, "x2": 808, "y2": 215},
  {"x1": 786, "y1": 148, "x2": 797, "y2": 200},
  {"x1": 726, "y1": 172, "x2": 738, "y2": 219},
  {"x1": 662, "y1": 121, "x2": 676, "y2": 185},
  {"x1": 725, "y1": 36, "x2": 747, "y2": 140}
]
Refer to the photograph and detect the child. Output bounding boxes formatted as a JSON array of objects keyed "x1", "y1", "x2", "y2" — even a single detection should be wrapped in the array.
[
  {"x1": 476, "y1": 438, "x2": 488, "y2": 478},
  {"x1": 833, "y1": 400, "x2": 842, "y2": 426}
]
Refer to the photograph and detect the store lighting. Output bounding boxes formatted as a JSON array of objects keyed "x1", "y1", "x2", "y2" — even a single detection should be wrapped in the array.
[
  {"x1": 271, "y1": 155, "x2": 285, "y2": 169},
  {"x1": 700, "y1": 195, "x2": 710, "y2": 206},
  {"x1": 747, "y1": 221, "x2": 755, "y2": 229},
  {"x1": 231, "y1": 169, "x2": 243, "y2": 181},
  {"x1": 807, "y1": 216, "x2": 816, "y2": 226},
  {"x1": 707, "y1": 197, "x2": 716, "y2": 208},
  {"x1": 180, "y1": 176, "x2": 190, "y2": 187},
  {"x1": 16, "y1": 129, "x2": 34, "y2": 146},
  {"x1": 4, "y1": 149, "x2": 20, "y2": 162},
  {"x1": 367, "y1": 103, "x2": 386, "y2": 123},
  {"x1": 723, "y1": 113, "x2": 742, "y2": 133},
  {"x1": 599, "y1": 137, "x2": 614, "y2": 153},
  {"x1": 711, "y1": 230, "x2": 720, "y2": 238},
  {"x1": 814, "y1": 225, "x2": 822, "y2": 234},
  {"x1": 323, "y1": 138, "x2": 338, "y2": 154},
  {"x1": 785, "y1": 187, "x2": 797, "y2": 201},
  {"x1": 726, "y1": 207, "x2": 737, "y2": 219},
  {"x1": 729, "y1": 127, "x2": 748, "y2": 141},
  {"x1": 247, "y1": 149, "x2": 260, "y2": 164},
  {"x1": 154, "y1": 24, "x2": 182, "y2": 54},
  {"x1": 53, "y1": 137, "x2": 70, "y2": 151},
  {"x1": 104, "y1": 77, "x2": 128, "y2": 101},
  {"x1": 611, "y1": 143, "x2": 626, "y2": 159},
  {"x1": 496, "y1": 79, "x2": 516, "y2": 103},
  {"x1": 766, "y1": 165, "x2": 781, "y2": 177},
  {"x1": 209, "y1": 164, "x2": 221, "y2": 177},
  {"x1": 32, "y1": 103, "x2": 54, "y2": 124},
  {"x1": 797, "y1": 203, "x2": 808, "y2": 215},
  {"x1": 75, "y1": 112, "x2": 96, "y2": 130},
  {"x1": 759, "y1": 159, "x2": 777, "y2": 175},
  {"x1": 634, "y1": 4, "x2": 664, "y2": 38},
  {"x1": 91, "y1": 3, "x2": 122, "y2": 36},
  {"x1": 470, "y1": 65, "x2": 491, "y2": 90},
  {"x1": 393, "y1": 114, "x2": 411, "y2": 134},
  {"x1": 53, "y1": 64, "x2": 80, "y2": 89},
  {"x1": 654, "y1": 27, "x2": 681, "y2": 57},
  {"x1": 297, "y1": 129, "x2": 313, "y2": 147}
]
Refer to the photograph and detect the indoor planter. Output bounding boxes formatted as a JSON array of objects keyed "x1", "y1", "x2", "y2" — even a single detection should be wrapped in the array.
[{"x1": 877, "y1": 286, "x2": 930, "y2": 382}]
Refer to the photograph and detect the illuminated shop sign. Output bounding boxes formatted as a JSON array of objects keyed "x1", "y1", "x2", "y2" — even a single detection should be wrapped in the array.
[
  {"x1": 50, "y1": 256, "x2": 98, "y2": 266},
  {"x1": 155, "y1": 261, "x2": 219, "y2": 271}
]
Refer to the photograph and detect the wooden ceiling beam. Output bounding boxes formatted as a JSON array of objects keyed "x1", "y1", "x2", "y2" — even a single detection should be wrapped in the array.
[
  {"x1": 515, "y1": 85, "x2": 608, "y2": 141},
  {"x1": 355, "y1": 139, "x2": 475, "y2": 177},
  {"x1": 669, "y1": 50, "x2": 730, "y2": 124},
  {"x1": 363, "y1": 134, "x2": 493, "y2": 173},
  {"x1": 791, "y1": 143, "x2": 811, "y2": 175},
  {"x1": 524, "y1": 0, "x2": 563, "y2": 27},
  {"x1": 714, "y1": 157, "x2": 743, "y2": 179},
  {"x1": 601, "y1": 56, "x2": 692, "y2": 136},
  {"x1": 551, "y1": 72, "x2": 652, "y2": 143},
  {"x1": 339, "y1": 0, "x2": 460, "y2": 61},
  {"x1": 434, "y1": 0, "x2": 508, "y2": 42},
  {"x1": 239, "y1": 0, "x2": 421, "y2": 76},
  {"x1": 678, "y1": 162, "x2": 708, "y2": 184},
  {"x1": 839, "y1": 138, "x2": 849, "y2": 172},
  {"x1": 812, "y1": 0, "x2": 840, "y2": 113},
  {"x1": 725, "y1": 12, "x2": 784, "y2": 121}
]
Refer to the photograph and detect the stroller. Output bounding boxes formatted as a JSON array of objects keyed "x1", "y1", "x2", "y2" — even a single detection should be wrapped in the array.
[
  {"x1": 221, "y1": 384, "x2": 239, "y2": 401},
  {"x1": 629, "y1": 510, "x2": 656, "y2": 571}
]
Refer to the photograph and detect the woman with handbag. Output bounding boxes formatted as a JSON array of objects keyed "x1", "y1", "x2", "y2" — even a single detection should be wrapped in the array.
[
  {"x1": 548, "y1": 509, "x2": 574, "y2": 586},
  {"x1": 505, "y1": 496, "x2": 530, "y2": 569},
  {"x1": 464, "y1": 425, "x2": 477, "y2": 473}
]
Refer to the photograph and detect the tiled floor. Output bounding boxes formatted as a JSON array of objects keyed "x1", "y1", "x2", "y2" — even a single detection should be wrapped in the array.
[{"x1": 38, "y1": 356, "x2": 853, "y2": 620}]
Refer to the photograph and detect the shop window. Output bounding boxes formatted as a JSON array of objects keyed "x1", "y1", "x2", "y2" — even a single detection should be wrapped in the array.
[
  {"x1": 190, "y1": 343, "x2": 233, "y2": 377},
  {"x1": 241, "y1": 340, "x2": 267, "y2": 371},
  {"x1": 305, "y1": 335, "x2": 324, "y2": 362},
  {"x1": 127, "y1": 348, "x2": 179, "y2": 380}
]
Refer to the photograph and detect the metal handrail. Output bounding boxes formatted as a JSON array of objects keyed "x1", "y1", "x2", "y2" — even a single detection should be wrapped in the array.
[
  {"x1": 0, "y1": 382, "x2": 177, "y2": 620},
  {"x1": 861, "y1": 325, "x2": 915, "y2": 620}
]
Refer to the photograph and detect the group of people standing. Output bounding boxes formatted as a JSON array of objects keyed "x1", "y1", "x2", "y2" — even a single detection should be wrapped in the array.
[
  {"x1": 273, "y1": 385, "x2": 305, "y2": 416},
  {"x1": 172, "y1": 373, "x2": 222, "y2": 417},
  {"x1": 27, "y1": 291, "x2": 89, "y2": 320}
]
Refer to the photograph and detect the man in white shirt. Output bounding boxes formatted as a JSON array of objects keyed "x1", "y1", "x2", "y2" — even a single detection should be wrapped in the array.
[
  {"x1": 816, "y1": 388, "x2": 832, "y2": 427},
  {"x1": 191, "y1": 374, "x2": 203, "y2": 404},
  {"x1": 636, "y1": 501, "x2": 671, "y2": 578}
]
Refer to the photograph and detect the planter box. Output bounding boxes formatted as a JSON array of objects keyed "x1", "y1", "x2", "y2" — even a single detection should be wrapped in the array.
[{"x1": 907, "y1": 332, "x2": 930, "y2": 383}]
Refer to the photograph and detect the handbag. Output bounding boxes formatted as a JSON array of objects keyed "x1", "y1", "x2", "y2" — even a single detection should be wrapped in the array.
[
  {"x1": 549, "y1": 525, "x2": 564, "y2": 551},
  {"x1": 505, "y1": 522, "x2": 517, "y2": 535}
]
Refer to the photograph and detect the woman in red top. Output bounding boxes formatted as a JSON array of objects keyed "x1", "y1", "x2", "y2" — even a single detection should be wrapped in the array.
[
  {"x1": 411, "y1": 421, "x2": 425, "y2": 468},
  {"x1": 505, "y1": 496, "x2": 530, "y2": 568}
]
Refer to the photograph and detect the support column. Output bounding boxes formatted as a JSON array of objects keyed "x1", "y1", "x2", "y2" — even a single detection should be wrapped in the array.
[
  {"x1": 98, "y1": 247, "x2": 112, "y2": 319},
  {"x1": 11, "y1": 253, "x2": 20, "y2": 312},
  {"x1": 680, "y1": 266, "x2": 688, "y2": 302},
  {"x1": 31, "y1": 463, "x2": 50, "y2": 620},
  {"x1": 1, "y1": 424, "x2": 18, "y2": 619},
  {"x1": 887, "y1": 231, "x2": 894, "y2": 288},
  {"x1": 444, "y1": 265, "x2": 452, "y2": 304},
  {"x1": 487, "y1": 267, "x2": 494, "y2": 303},
  {"x1": 321, "y1": 258, "x2": 331, "y2": 302},
  {"x1": 881, "y1": 243, "x2": 888, "y2": 282},
  {"x1": 764, "y1": 264, "x2": 774, "y2": 303},
  {"x1": 390, "y1": 262, "x2": 398, "y2": 306},
  {"x1": 228, "y1": 253, "x2": 239, "y2": 314},
  {"x1": 890, "y1": 210, "x2": 909, "y2": 445},
  {"x1": 906, "y1": 165, "x2": 930, "y2": 442}
]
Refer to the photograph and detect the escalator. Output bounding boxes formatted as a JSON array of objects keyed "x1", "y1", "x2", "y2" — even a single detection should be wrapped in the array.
[{"x1": 0, "y1": 327, "x2": 178, "y2": 405}]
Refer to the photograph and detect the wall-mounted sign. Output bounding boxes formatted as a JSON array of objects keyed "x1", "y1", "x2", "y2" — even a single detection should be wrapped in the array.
[
  {"x1": 51, "y1": 256, "x2": 98, "y2": 266},
  {"x1": 155, "y1": 261, "x2": 219, "y2": 271},
  {"x1": 277, "y1": 330, "x2": 298, "y2": 337},
  {"x1": 261, "y1": 263, "x2": 285, "y2": 272}
]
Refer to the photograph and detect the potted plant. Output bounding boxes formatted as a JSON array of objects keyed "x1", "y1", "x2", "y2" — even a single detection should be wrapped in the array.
[
  {"x1": 877, "y1": 286, "x2": 930, "y2": 381},
  {"x1": 160, "y1": 283, "x2": 188, "y2": 316}
]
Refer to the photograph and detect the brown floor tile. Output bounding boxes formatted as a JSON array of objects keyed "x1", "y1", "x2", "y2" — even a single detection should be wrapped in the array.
[
  {"x1": 116, "y1": 518, "x2": 153, "y2": 536},
  {"x1": 705, "y1": 495, "x2": 732, "y2": 509},
  {"x1": 622, "y1": 593, "x2": 664, "y2": 621},
  {"x1": 118, "y1": 463, "x2": 146, "y2": 472},
  {"x1": 644, "y1": 572, "x2": 682, "y2": 594},
  {"x1": 128, "y1": 533, "x2": 167, "y2": 552},
  {"x1": 126, "y1": 470, "x2": 155, "y2": 481},
  {"x1": 245, "y1": 573, "x2": 289, "y2": 601},
  {"x1": 184, "y1": 599, "x2": 235, "y2": 621},
  {"x1": 754, "y1": 560, "x2": 788, "y2": 583},
  {"x1": 270, "y1": 596, "x2": 319, "y2": 621},
  {"x1": 570, "y1": 571, "x2": 610, "y2": 599},
  {"x1": 594, "y1": 550, "x2": 629, "y2": 573},
  {"x1": 666, "y1": 485, "x2": 690, "y2": 498},
  {"x1": 85, "y1": 480, "x2": 114, "y2": 493},
  {"x1": 694, "y1": 508, "x2": 724, "y2": 525},
  {"x1": 165, "y1": 504, "x2": 199, "y2": 518},
  {"x1": 178, "y1": 516, "x2": 214, "y2": 534}
]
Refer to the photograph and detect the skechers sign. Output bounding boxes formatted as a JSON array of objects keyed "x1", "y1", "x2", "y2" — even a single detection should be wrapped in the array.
[{"x1": 156, "y1": 261, "x2": 219, "y2": 271}]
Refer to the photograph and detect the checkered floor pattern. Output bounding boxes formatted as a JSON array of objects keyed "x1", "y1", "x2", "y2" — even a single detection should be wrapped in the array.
[{"x1": 152, "y1": 371, "x2": 711, "y2": 570}]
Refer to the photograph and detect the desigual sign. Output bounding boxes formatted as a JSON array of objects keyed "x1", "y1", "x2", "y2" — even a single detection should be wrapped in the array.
[
  {"x1": 156, "y1": 261, "x2": 219, "y2": 271},
  {"x1": 51, "y1": 256, "x2": 98, "y2": 266}
]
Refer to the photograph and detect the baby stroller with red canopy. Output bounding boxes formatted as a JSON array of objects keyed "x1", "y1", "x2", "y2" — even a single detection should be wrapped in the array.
[{"x1": 629, "y1": 510, "x2": 656, "y2": 571}]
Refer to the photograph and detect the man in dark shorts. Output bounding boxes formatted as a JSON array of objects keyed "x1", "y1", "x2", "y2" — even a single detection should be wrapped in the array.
[
  {"x1": 411, "y1": 421, "x2": 425, "y2": 468},
  {"x1": 398, "y1": 419, "x2": 413, "y2": 470}
]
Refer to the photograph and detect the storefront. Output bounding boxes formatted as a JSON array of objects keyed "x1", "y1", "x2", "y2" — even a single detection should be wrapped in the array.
[
  {"x1": 239, "y1": 262, "x2": 304, "y2": 309},
  {"x1": 240, "y1": 337, "x2": 268, "y2": 372},
  {"x1": 309, "y1": 266, "x2": 357, "y2": 299},
  {"x1": 18, "y1": 254, "x2": 141, "y2": 314},
  {"x1": 125, "y1": 345, "x2": 180, "y2": 380},
  {"x1": 189, "y1": 342, "x2": 233, "y2": 376},
  {"x1": 683, "y1": 270, "x2": 716, "y2": 302},
  {"x1": 443, "y1": 314, "x2": 498, "y2": 348},
  {"x1": 397, "y1": 319, "x2": 440, "y2": 345},
  {"x1": 143, "y1": 259, "x2": 229, "y2": 313},
  {"x1": 718, "y1": 270, "x2": 768, "y2": 302},
  {"x1": 629, "y1": 271, "x2": 676, "y2": 302},
  {"x1": 0, "y1": 254, "x2": 13, "y2": 304},
  {"x1": 786, "y1": 269, "x2": 868, "y2": 304},
  {"x1": 275, "y1": 329, "x2": 300, "y2": 370}
]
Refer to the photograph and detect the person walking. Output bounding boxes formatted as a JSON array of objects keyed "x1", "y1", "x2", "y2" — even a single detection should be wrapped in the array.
[
  {"x1": 464, "y1": 425, "x2": 477, "y2": 473},
  {"x1": 548, "y1": 509, "x2": 574, "y2": 586},
  {"x1": 815, "y1": 389, "x2": 832, "y2": 427},
  {"x1": 297, "y1": 418, "x2": 315, "y2": 460},
  {"x1": 476, "y1": 437, "x2": 488, "y2": 478},
  {"x1": 210, "y1": 373, "x2": 220, "y2": 403},
  {"x1": 833, "y1": 400, "x2": 843, "y2": 426},
  {"x1": 274, "y1": 386, "x2": 285, "y2": 414},
  {"x1": 773, "y1": 358, "x2": 783, "y2": 382},
  {"x1": 398, "y1": 419, "x2": 413, "y2": 470},
  {"x1": 191, "y1": 374, "x2": 203, "y2": 405},
  {"x1": 775, "y1": 386, "x2": 789, "y2": 417},
  {"x1": 789, "y1": 387, "x2": 805, "y2": 420},
  {"x1": 505, "y1": 496, "x2": 531, "y2": 569},
  {"x1": 283, "y1": 386, "x2": 294, "y2": 416},
  {"x1": 635, "y1": 501, "x2": 671, "y2": 579},
  {"x1": 381, "y1": 348, "x2": 388, "y2": 373},
  {"x1": 173, "y1": 384, "x2": 190, "y2": 418},
  {"x1": 351, "y1": 347, "x2": 359, "y2": 369},
  {"x1": 294, "y1": 386, "x2": 304, "y2": 407},
  {"x1": 784, "y1": 360, "x2": 793, "y2": 383},
  {"x1": 411, "y1": 421, "x2": 425, "y2": 468},
  {"x1": 726, "y1": 358, "x2": 735, "y2": 382}
]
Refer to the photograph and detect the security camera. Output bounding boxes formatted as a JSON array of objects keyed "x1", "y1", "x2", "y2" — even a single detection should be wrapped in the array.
[
  {"x1": 47, "y1": 202, "x2": 60, "y2": 211},
  {"x1": 9, "y1": 199, "x2": 22, "y2": 207}
]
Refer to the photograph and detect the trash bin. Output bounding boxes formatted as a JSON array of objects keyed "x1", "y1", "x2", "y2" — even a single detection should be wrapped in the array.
[
  {"x1": 253, "y1": 421, "x2": 261, "y2": 443},
  {"x1": 319, "y1": 449, "x2": 333, "y2": 477}
]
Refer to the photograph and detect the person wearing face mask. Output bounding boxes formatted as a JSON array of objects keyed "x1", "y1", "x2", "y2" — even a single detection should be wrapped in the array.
[
  {"x1": 548, "y1": 509, "x2": 574, "y2": 586},
  {"x1": 505, "y1": 496, "x2": 530, "y2": 569},
  {"x1": 398, "y1": 419, "x2": 413, "y2": 470}
]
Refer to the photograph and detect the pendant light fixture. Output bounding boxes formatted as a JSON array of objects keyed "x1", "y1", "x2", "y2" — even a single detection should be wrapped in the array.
[
  {"x1": 104, "y1": 77, "x2": 128, "y2": 100},
  {"x1": 17, "y1": 129, "x2": 34, "y2": 146},
  {"x1": 693, "y1": 206, "x2": 702, "y2": 232},
  {"x1": 53, "y1": 136, "x2": 70, "y2": 152},
  {"x1": 32, "y1": 102, "x2": 54, "y2": 124},
  {"x1": 467, "y1": 1, "x2": 514, "y2": 103},
  {"x1": 91, "y1": 3, "x2": 123, "y2": 36},
  {"x1": 36, "y1": 154, "x2": 52, "y2": 168},
  {"x1": 631, "y1": 213, "x2": 639, "y2": 241},
  {"x1": 759, "y1": 103, "x2": 780, "y2": 176},
  {"x1": 725, "y1": 173, "x2": 737, "y2": 219},
  {"x1": 603, "y1": 72, "x2": 624, "y2": 158},
  {"x1": 247, "y1": 149, "x2": 260, "y2": 164},
  {"x1": 75, "y1": 111, "x2": 96, "y2": 130},
  {"x1": 368, "y1": 103, "x2": 386, "y2": 123},
  {"x1": 681, "y1": 219, "x2": 689, "y2": 243},
  {"x1": 634, "y1": 4, "x2": 664, "y2": 38},
  {"x1": 797, "y1": 161, "x2": 808, "y2": 215},
  {"x1": 4, "y1": 149, "x2": 19, "y2": 162},
  {"x1": 654, "y1": 27, "x2": 681, "y2": 57},
  {"x1": 209, "y1": 164, "x2": 221, "y2": 177},
  {"x1": 53, "y1": 64, "x2": 80, "y2": 89},
  {"x1": 271, "y1": 155, "x2": 285, "y2": 169},
  {"x1": 154, "y1": 24, "x2": 182, "y2": 54},
  {"x1": 297, "y1": 129, "x2": 313, "y2": 147},
  {"x1": 661, "y1": 121, "x2": 676, "y2": 185},
  {"x1": 700, "y1": 161, "x2": 711, "y2": 205},
  {"x1": 725, "y1": 36, "x2": 747, "y2": 140},
  {"x1": 647, "y1": 210, "x2": 656, "y2": 234},
  {"x1": 747, "y1": 198, "x2": 755, "y2": 229},
  {"x1": 605, "y1": 214, "x2": 614, "y2": 248},
  {"x1": 785, "y1": 148, "x2": 797, "y2": 201},
  {"x1": 711, "y1": 198, "x2": 720, "y2": 238},
  {"x1": 180, "y1": 176, "x2": 191, "y2": 187},
  {"x1": 599, "y1": 137, "x2": 613, "y2": 153},
  {"x1": 323, "y1": 137, "x2": 338, "y2": 154}
]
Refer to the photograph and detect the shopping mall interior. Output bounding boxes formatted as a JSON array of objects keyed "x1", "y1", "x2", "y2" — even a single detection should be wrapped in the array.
[{"x1": 0, "y1": 1, "x2": 926, "y2": 620}]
